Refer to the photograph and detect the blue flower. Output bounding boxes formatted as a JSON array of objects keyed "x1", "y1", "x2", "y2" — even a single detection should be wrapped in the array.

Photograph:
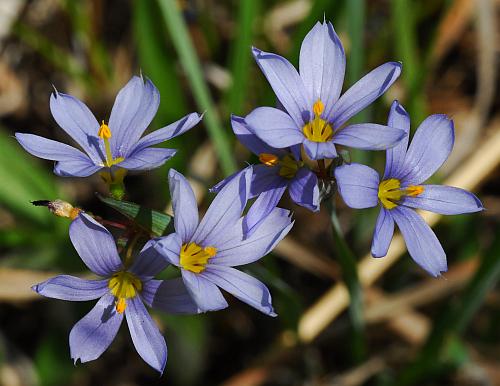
[
  {"x1": 212, "y1": 115, "x2": 319, "y2": 236},
  {"x1": 153, "y1": 168, "x2": 294, "y2": 315},
  {"x1": 246, "y1": 20, "x2": 405, "y2": 160},
  {"x1": 334, "y1": 101, "x2": 483, "y2": 276},
  {"x1": 16, "y1": 75, "x2": 202, "y2": 179},
  {"x1": 32, "y1": 213, "x2": 200, "y2": 373}
]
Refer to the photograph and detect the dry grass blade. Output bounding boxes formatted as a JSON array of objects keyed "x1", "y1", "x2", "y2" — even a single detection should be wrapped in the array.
[{"x1": 0, "y1": 268, "x2": 58, "y2": 302}]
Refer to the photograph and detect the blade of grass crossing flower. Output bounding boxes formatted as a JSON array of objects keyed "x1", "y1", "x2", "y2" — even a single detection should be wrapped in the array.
[
  {"x1": 327, "y1": 200, "x2": 366, "y2": 363},
  {"x1": 157, "y1": 0, "x2": 237, "y2": 176},
  {"x1": 395, "y1": 230, "x2": 500, "y2": 386},
  {"x1": 225, "y1": 0, "x2": 260, "y2": 115},
  {"x1": 391, "y1": 0, "x2": 426, "y2": 125}
]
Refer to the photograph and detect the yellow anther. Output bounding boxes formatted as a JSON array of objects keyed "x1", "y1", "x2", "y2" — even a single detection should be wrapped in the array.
[
  {"x1": 313, "y1": 99, "x2": 325, "y2": 116},
  {"x1": 279, "y1": 155, "x2": 302, "y2": 179},
  {"x1": 302, "y1": 117, "x2": 333, "y2": 142},
  {"x1": 405, "y1": 185, "x2": 425, "y2": 197},
  {"x1": 98, "y1": 121, "x2": 112, "y2": 139},
  {"x1": 180, "y1": 242, "x2": 217, "y2": 274},
  {"x1": 108, "y1": 271, "x2": 143, "y2": 314},
  {"x1": 378, "y1": 179, "x2": 424, "y2": 209},
  {"x1": 259, "y1": 153, "x2": 279, "y2": 167}
]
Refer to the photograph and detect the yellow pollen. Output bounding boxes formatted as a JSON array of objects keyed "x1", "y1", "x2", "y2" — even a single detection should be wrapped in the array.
[
  {"x1": 180, "y1": 242, "x2": 217, "y2": 274},
  {"x1": 98, "y1": 121, "x2": 112, "y2": 139},
  {"x1": 313, "y1": 99, "x2": 325, "y2": 116},
  {"x1": 259, "y1": 153, "x2": 279, "y2": 166},
  {"x1": 108, "y1": 271, "x2": 143, "y2": 314},
  {"x1": 378, "y1": 179, "x2": 424, "y2": 209}
]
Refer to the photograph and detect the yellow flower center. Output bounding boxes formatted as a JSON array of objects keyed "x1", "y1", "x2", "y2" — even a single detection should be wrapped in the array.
[
  {"x1": 378, "y1": 178, "x2": 424, "y2": 209},
  {"x1": 259, "y1": 153, "x2": 303, "y2": 179},
  {"x1": 98, "y1": 121, "x2": 124, "y2": 167},
  {"x1": 180, "y1": 242, "x2": 217, "y2": 274},
  {"x1": 108, "y1": 271, "x2": 143, "y2": 314},
  {"x1": 302, "y1": 99, "x2": 333, "y2": 142}
]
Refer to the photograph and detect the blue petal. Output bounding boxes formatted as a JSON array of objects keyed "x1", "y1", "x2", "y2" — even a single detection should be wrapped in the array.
[
  {"x1": 392, "y1": 206, "x2": 447, "y2": 277},
  {"x1": 118, "y1": 148, "x2": 176, "y2": 170},
  {"x1": 108, "y1": 76, "x2": 160, "y2": 157},
  {"x1": 50, "y1": 91, "x2": 102, "y2": 163},
  {"x1": 141, "y1": 278, "x2": 201, "y2": 315},
  {"x1": 401, "y1": 185, "x2": 484, "y2": 215},
  {"x1": 192, "y1": 168, "x2": 252, "y2": 246},
  {"x1": 211, "y1": 207, "x2": 293, "y2": 267},
  {"x1": 288, "y1": 168, "x2": 320, "y2": 211},
  {"x1": 32, "y1": 275, "x2": 109, "y2": 301},
  {"x1": 332, "y1": 123, "x2": 405, "y2": 150},
  {"x1": 181, "y1": 270, "x2": 228, "y2": 312},
  {"x1": 244, "y1": 184, "x2": 287, "y2": 236},
  {"x1": 69, "y1": 213, "x2": 123, "y2": 276},
  {"x1": 371, "y1": 208, "x2": 395, "y2": 257},
  {"x1": 246, "y1": 107, "x2": 304, "y2": 149},
  {"x1": 152, "y1": 233, "x2": 182, "y2": 267},
  {"x1": 384, "y1": 101, "x2": 410, "y2": 179},
  {"x1": 327, "y1": 62, "x2": 402, "y2": 127},
  {"x1": 203, "y1": 265, "x2": 276, "y2": 316},
  {"x1": 168, "y1": 169, "x2": 199, "y2": 242},
  {"x1": 334, "y1": 163, "x2": 379, "y2": 209},
  {"x1": 129, "y1": 240, "x2": 170, "y2": 279},
  {"x1": 54, "y1": 158, "x2": 102, "y2": 177},
  {"x1": 69, "y1": 293, "x2": 123, "y2": 364},
  {"x1": 252, "y1": 47, "x2": 311, "y2": 127},
  {"x1": 303, "y1": 139, "x2": 337, "y2": 160},
  {"x1": 125, "y1": 296, "x2": 167, "y2": 374},
  {"x1": 131, "y1": 112, "x2": 202, "y2": 154},
  {"x1": 15, "y1": 133, "x2": 91, "y2": 161},
  {"x1": 399, "y1": 114, "x2": 454, "y2": 185},
  {"x1": 299, "y1": 21, "x2": 345, "y2": 108}
]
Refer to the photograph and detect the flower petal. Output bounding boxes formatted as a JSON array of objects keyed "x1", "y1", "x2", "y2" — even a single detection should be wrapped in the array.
[
  {"x1": 69, "y1": 213, "x2": 123, "y2": 276},
  {"x1": 141, "y1": 278, "x2": 201, "y2": 315},
  {"x1": 132, "y1": 112, "x2": 202, "y2": 154},
  {"x1": 211, "y1": 207, "x2": 293, "y2": 267},
  {"x1": 152, "y1": 233, "x2": 182, "y2": 267},
  {"x1": 334, "y1": 163, "x2": 380, "y2": 209},
  {"x1": 15, "y1": 133, "x2": 91, "y2": 161},
  {"x1": 117, "y1": 148, "x2": 176, "y2": 170},
  {"x1": 399, "y1": 114, "x2": 454, "y2": 185},
  {"x1": 288, "y1": 167, "x2": 320, "y2": 211},
  {"x1": 244, "y1": 184, "x2": 287, "y2": 237},
  {"x1": 129, "y1": 240, "x2": 170, "y2": 279},
  {"x1": 302, "y1": 139, "x2": 338, "y2": 160},
  {"x1": 384, "y1": 101, "x2": 410, "y2": 179},
  {"x1": 168, "y1": 169, "x2": 199, "y2": 242},
  {"x1": 327, "y1": 62, "x2": 402, "y2": 127},
  {"x1": 332, "y1": 123, "x2": 405, "y2": 150},
  {"x1": 54, "y1": 158, "x2": 102, "y2": 177},
  {"x1": 299, "y1": 21, "x2": 346, "y2": 107},
  {"x1": 108, "y1": 76, "x2": 160, "y2": 157},
  {"x1": 32, "y1": 275, "x2": 109, "y2": 301},
  {"x1": 192, "y1": 168, "x2": 252, "y2": 246},
  {"x1": 50, "y1": 91, "x2": 102, "y2": 163},
  {"x1": 181, "y1": 270, "x2": 228, "y2": 312},
  {"x1": 125, "y1": 296, "x2": 167, "y2": 374},
  {"x1": 401, "y1": 185, "x2": 484, "y2": 215},
  {"x1": 371, "y1": 208, "x2": 395, "y2": 257},
  {"x1": 203, "y1": 265, "x2": 276, "y2": 316},
  {"x1": 392, "y1": 206, "x2": 447, "y2": 277},
  {"x1": 252, "y1": 47, "x2": 310, "y2": 127},
  {"x1": 246, "y1": 107, "x2": 304, "y2": 149},
  {"x1": 69, "y1": 293, "x2": 123, "y2": 364},
  {"x1": 231, "y1": 114, "x2": 285, "y2": 156}
]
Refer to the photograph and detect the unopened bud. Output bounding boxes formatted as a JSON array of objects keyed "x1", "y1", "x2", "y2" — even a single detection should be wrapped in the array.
[{"x1": 32, "y1": 199, "x2": 81, "y2": 220}]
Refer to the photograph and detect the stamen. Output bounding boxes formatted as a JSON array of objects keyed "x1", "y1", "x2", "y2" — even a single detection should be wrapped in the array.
[
  {"x1": 259, "y1": 153, "x2": 279, "y2": 166},
  {"x1": 378, "y1": 179, "x2": 424, "y2": 209},
  {"x1": 313, "y1": 99, "x2": 324, "y2": 116},
  {"x1": 405, "y1": 185, "x2": 425, "y2": 197},
  {"x1": 278, "y1": 155, "x2": 302, "y2": 179},
  {"x1": 180, "y1": 242, "x2": 217, "y2": 273},
  {"x1": 302, "y1": 100, "x2": 333, "y2": 143},
  {"x1": 108, "y1": 271, "x2": 143, "y2": 314},
  {"x1": 98, "y1": 121, "x2": 124, "y2": 167}
]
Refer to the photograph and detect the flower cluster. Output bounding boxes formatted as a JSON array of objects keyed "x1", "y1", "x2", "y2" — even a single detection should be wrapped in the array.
[{"x1": 17, "y1": 19, "x2": 483, "y2": 374}]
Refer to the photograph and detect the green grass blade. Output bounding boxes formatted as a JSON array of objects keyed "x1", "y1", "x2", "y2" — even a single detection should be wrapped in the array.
[
  {"x1": 225, "y1": 0, "x2": 260, "y2": 115},
  {"x1": 157, "y1": 0, "x2": 237, "y2": 175}
]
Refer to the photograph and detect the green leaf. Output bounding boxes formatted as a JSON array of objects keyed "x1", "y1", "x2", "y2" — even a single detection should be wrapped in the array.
[
  {"x1": 97, "y1": 194, "x2": 172, "y2": 237},
  {"x1": 157, "y1": 0, "x2": 237, "y2": 176}
]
